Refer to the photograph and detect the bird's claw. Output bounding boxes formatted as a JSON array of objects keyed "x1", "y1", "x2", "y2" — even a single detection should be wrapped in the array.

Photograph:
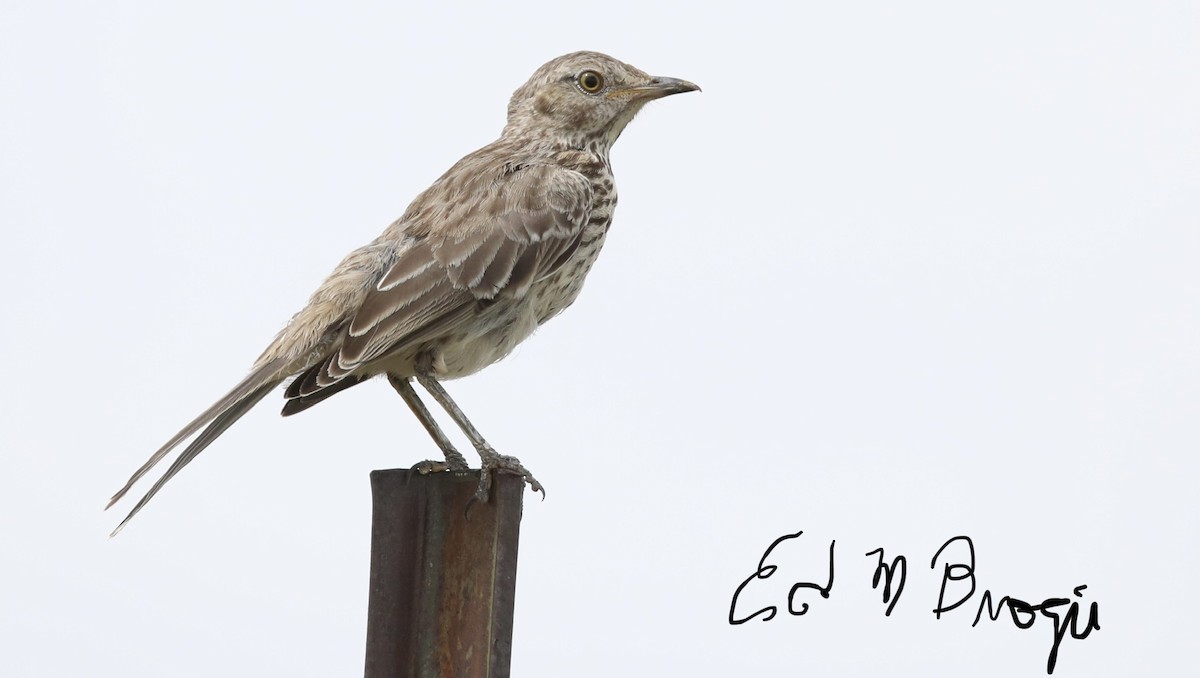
[
  {"x1": 474, "y1": 452, "x2": 545, "y2": 501},
  {"x1": 412, "y1": 445, "x2": 471, "y2": 475},
  {"x1": 412, "y1": 459, "x2": 451, "y2": 475},
  {"x1": 443, "y1": 448, "x2": 470, "y2": 471}
]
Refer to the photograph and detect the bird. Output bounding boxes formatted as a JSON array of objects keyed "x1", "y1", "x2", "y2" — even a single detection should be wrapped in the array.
[{"x1": 106, "y1": 50, "x2": 699, "y2": 536}]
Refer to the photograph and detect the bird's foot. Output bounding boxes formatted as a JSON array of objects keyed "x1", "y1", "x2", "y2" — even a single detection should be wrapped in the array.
[
  {"x1": 442, "y1": 447, "x2": 470, "y2": 471},
  {"x1": 474, "y1": 448, "x2": 545, "y2": 501},
  {"x1": 412, "y1": 459, "x2": 450, "y2": 475},
  {"x1": 412, "y1": 447, "x2": 470, "y2": 475}
]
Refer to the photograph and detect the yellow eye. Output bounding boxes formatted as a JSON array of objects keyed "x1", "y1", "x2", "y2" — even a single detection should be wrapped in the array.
[{"x1": 577, "y1": 70, "x2": 604, "y2": 93}]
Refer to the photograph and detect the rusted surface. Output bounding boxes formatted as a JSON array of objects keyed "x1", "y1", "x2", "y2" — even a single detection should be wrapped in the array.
[{"x1": 364, "y1": 469, "x2": 524, "y2": 678}]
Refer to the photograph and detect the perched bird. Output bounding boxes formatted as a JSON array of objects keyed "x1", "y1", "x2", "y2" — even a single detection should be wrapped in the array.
[{"x1": 107, "y1": 51, "x2": 698, "y2": 535}]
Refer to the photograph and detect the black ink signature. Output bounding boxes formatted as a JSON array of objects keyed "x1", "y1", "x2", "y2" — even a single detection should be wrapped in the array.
[
  {"x1": 865, "y1": 546, "x2": 906, "y2": 616},
  {"x1": 932, "y1": 535, "x2": 1102, "y2": 674},
  {"x1": 730, "y1": 532, "x2": 1101, "y2": 675},
  {"x1": 728, "y1": 531, "x2": 835, "y2": 624}
]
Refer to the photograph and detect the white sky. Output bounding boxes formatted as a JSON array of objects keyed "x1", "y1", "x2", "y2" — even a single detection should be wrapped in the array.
[{"x1": 2, "y1": 1, "x2": 1197, "y2": 676}]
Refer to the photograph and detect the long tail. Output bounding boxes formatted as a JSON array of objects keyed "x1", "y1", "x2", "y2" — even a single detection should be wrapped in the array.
[{"x1": 107, "y1": 357, "x2": 289, "y2": 536}]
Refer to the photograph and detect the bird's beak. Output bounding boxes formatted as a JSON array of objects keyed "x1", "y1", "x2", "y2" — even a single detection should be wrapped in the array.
[{"x1": 617, "y1": 76, "x2": 702, "y2": 101}]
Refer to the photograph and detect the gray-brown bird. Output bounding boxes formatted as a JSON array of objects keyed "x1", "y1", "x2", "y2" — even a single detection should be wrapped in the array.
[{"x1": 106, "y1": 51, "x2": 699, "y2": 535}]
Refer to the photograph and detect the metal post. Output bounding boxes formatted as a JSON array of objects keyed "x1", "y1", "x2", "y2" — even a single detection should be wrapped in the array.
[{"x1": 364, "y1": 469, "x2": 524, "y2": 678}]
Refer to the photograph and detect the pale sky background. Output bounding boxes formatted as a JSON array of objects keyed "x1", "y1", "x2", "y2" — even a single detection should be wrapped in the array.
[{"x1": 2, "y1": 1, "x2": 1197, "y2": 676}]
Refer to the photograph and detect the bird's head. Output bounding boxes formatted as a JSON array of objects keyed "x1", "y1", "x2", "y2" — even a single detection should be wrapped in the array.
[{"x1": 504, "y1": 51, "x2": 699, "y2": 151}]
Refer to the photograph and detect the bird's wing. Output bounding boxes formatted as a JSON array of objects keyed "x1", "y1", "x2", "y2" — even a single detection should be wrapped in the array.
[
  {"x1": 107, "y1": 164, "x2": 593, "y2": 533},
  {"x1": 286, "y1": 164, "x2": 594, "y2": 397}
]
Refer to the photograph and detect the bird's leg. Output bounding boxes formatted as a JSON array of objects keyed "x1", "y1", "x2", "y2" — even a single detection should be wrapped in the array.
[
  {"x1": 387, "y1": 374, "x2": 469, "y2": 472},
  {"x1": 414, "y1": 374, "x2": 545, "y2": 501}
]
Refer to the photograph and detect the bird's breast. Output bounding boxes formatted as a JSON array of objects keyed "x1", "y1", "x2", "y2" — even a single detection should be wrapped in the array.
[
  {"x1": 433, "y1": 209, "x2": 614, "y2": 380},
  {"x1": 426, "y1": 160, "x2": 617, "y2": 380}
]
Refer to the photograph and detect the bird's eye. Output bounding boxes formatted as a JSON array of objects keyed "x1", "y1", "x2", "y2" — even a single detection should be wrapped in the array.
[{"x1": 577, "y1": 70, "x2": 604, "y2": 93}]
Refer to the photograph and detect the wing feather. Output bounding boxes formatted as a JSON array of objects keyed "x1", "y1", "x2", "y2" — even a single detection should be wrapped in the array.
[
  {"x1": 282, "y1": 163, "x2": 593, "y2": 407},
  {"x1": 110, "y1": 157, "x2": 595, "y2": 533}
]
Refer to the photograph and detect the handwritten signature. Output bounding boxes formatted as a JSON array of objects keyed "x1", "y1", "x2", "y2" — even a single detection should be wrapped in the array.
[{"x1": 729, "y1": 532, "x2": 1100, "y2": 674}]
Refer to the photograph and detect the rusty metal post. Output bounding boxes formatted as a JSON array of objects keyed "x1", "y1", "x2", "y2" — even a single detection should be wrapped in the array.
[{"x1": 364, "y1": 469, "x2": 524, "y2": 678}]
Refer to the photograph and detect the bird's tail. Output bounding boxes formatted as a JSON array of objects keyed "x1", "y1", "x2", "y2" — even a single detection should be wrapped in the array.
[{"x1": 106, "y1": 357, "x2": 289, "y2": 536}]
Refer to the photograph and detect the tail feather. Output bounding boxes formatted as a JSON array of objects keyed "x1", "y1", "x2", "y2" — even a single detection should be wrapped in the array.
[
  {"x1": 281, "y1": 372, "x2": 368, "y2": 416},
  {"x1": 106, "y1": 357, "x2": 289, "y2": 520},
  {"x1": 109, "y1": 379, "x2": 281, "y2": 536}
]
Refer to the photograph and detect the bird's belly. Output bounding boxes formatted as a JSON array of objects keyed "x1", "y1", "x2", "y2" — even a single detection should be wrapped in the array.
[
  {"x1": 434, "y1": 301, "x2": 543, "y2": 379},
  {"x1": 433, "y1": 270, "x2": 592, "y2": 379},
  {"x1": 431, "y1": 230, "x2": 607, "y2": 380}
]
